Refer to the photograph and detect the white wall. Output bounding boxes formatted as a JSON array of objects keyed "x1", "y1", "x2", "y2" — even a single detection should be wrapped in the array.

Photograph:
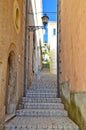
[
  {"x1": 31, "y1": 0, "x2": 43, "y2": 73},
  {"x1": 48, "y1": 22, "x2": 57, "y2": 74}
]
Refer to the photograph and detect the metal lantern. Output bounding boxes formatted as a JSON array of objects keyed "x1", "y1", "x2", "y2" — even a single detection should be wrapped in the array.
[{"x1": 42, "y1": 14, "x2": 49, "y2": 28}]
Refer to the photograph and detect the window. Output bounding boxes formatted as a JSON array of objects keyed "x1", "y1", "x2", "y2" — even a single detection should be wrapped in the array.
[
  {"x1": 15, "y1": 8, "x2": 20, "y2": 30},
  {"x1": 13, "y1": 0, "x2": 20, "y2": 33},
  {"x1": 53, "y1": 28, "x2": 56, "y2": 35}
]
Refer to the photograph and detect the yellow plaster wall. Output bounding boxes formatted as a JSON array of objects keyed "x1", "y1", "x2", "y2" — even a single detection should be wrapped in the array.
[
  {"x1": 0, "y1": 0, "x2": 25, "y2": 128},
  {"x1": 60, "y1": 0, "x2": 86, "y2": 92}
]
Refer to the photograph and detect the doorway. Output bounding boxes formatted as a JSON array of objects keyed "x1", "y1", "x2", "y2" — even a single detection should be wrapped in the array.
[{"x1": 5, "y1": 51, "x2": 17, "y2": 114}]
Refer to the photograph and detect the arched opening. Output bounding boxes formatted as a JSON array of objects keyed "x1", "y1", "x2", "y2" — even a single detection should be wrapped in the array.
[{"x1": 5, "y1": 51, "x2": 17, "y2": 114}]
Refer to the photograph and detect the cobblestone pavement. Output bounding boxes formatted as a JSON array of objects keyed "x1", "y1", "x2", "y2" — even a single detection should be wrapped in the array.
[{"x1": 5, "y1": 72, "x2": 79, "y2": 130}]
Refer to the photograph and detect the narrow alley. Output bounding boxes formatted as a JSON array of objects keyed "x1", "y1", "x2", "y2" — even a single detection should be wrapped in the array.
[
  {"x1": 5, "y1": 72, "x2": 79, "y2": 130},
  {"x1": 1, "y1": 0, "x2": 86, "y2": 130}
]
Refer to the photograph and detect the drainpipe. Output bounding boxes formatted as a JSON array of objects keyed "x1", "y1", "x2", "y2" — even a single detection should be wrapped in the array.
[
  {"x1": 57, "y1": 0, "x2": 60, "y2": 98},
  {"x1": 24, "y1": 0, "x2": 28, "y2": 97}
]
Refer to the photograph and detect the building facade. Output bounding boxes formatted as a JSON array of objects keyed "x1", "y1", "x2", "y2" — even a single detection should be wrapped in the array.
[
  {"x1": 59, "y1": 0, "x2": 86, "y2": 129},
  {"x1": 0, "y1": 0, "x2": 43, "y2": 129},
  {"x1": 29, "y1": 0, "x2": 43, "y2": 74},
  {"x1": 0, "y1": 0, "x2": 25, "y2": 129},
  {"x1": 48, "y1": 22, "x2": 57, "y2": 74}
]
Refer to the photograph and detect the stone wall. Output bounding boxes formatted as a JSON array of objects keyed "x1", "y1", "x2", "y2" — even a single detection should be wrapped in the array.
[
  {"x1": 0, "y1": 0, "x2": 25, "y2": 129},
  {"x1": 60, "y1": 0, "x2": 86, "y2": 129},
  {"x1": 60, "y1": 0, "x2": 86, "y2": 91},
  {"x1": 26, "y1": 0, "x2": 35, "y2": 87},
  {"x1": 61, "y1": 82, "x2": 86, "y2": 130}
]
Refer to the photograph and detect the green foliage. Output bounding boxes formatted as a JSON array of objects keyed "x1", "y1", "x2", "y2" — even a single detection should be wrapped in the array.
[{"x1": 42, "y1": 43, "x2": 50, "y2": 65}]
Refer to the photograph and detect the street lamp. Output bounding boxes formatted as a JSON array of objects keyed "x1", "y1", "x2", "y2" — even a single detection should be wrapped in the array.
[
  {"x1": 41, "y1": 14, "x2": 49, "y2": 27},
  {"x1": 28, "y1": 14, "x2": 49, "y2": 31}
]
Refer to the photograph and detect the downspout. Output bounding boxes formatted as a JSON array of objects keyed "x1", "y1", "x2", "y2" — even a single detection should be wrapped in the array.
[
  {"x1": 57, "y1": 0, "x2": 60, "y2": 98},
  {"x1": 24, "y1": 0, "x2": 28, "y2": 97}
]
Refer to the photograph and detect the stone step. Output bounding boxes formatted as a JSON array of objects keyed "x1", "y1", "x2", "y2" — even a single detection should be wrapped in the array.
[
  {"x1": 16, "y1": 109, "x2": 68, "y2": 117},
  {"x1": 26, "y1": 93, "x2": 57, "y2": 98},
  {"x1": 5, "y1": 117, "x2": 79, "y2": 130},
  {"x1": 28, "y1": 89, "x2": 57, "y2": 93},
  {"x1": 27, "y1": 91, "x2": 57, "y2": 95},
  {"x1": 29, "y1": 86, "x2": 57, "y2": 89},
  {"x1": 5, "y1": 72, "x2": 79, "y2": 130},
  {"x1": 23, "y1": 97, "x2": 61, "y2": 103},
  {"x1": 24, "y1": 102, "x2": 64, "y2": 109}
]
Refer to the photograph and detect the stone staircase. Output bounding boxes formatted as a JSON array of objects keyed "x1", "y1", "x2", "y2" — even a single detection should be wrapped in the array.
[{"x1": 5, "y1": 72, "x2": 79, "y2": 130}]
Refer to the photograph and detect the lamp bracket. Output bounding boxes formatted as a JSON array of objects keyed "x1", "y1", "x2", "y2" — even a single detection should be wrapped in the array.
[{"x1": 28, "y1": 26, "x2": 44, "y2": 31}]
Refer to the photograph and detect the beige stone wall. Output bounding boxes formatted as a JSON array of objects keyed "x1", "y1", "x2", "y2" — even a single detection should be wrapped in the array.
[
  {"x1": 60, "y1": 0, "x2": 86, "y2": 92},
  {"x1": 60, "y1": 0, "x2": 86, "y2": 129},
  {"x1": 0, "y1": 0, "x2": 25, "y2": 129},
  {"x1": 26, "y1": 0, "x2": 35, "y2": 86}
]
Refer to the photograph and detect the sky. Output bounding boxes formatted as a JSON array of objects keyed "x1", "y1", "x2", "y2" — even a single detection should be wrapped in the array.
[{"x1": 42, "y1": 0, "x2": 57, "y2": 42}]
